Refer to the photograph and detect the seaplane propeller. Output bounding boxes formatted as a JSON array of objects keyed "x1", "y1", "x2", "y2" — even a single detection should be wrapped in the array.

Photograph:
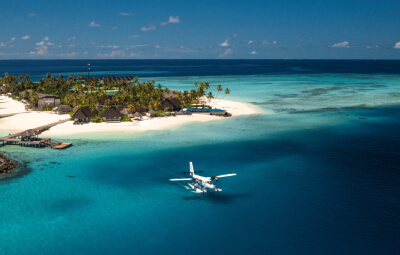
[{"x1": 211, "y1": 176, "x2": 219, "y2": 181}]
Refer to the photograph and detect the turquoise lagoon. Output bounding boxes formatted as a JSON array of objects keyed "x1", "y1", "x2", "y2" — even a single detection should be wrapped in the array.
[{"x1": 0, "y1": 60, "x2": 399, "y2": 254}]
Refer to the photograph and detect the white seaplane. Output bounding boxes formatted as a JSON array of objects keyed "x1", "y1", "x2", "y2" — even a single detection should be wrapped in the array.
[{"x1": 169, "y1": 162, "x2": 237, "y2": 193}]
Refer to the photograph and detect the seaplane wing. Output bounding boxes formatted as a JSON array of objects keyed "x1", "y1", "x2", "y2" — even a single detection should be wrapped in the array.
[
  {"x1": 169, "y1": 178, "x2": 193, "y2": 181},
  {"x1": 214, "y1": 174, "x2": 237, "y2": 178}
]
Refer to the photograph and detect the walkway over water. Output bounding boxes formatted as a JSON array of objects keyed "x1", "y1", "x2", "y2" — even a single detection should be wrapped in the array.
[{"x1": 0, "y1": 119, "x2": 72, "y2": 149}]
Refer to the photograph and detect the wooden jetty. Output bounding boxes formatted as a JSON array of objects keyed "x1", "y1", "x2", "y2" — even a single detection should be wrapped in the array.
[{"x1": 0, "y1": 119, "x2": 72, "y2": 149}]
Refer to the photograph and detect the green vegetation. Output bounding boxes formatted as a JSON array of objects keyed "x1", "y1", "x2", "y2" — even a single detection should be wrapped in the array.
[
  {"x1": 121, "y1": 115, "x2": 132, "y2": 122},
  {"x1": 0, "y1": 73, "x2": 230, "y2": 116},
  {"x1": 90, "y1": 116, "x2": 103, "y2": 123}
]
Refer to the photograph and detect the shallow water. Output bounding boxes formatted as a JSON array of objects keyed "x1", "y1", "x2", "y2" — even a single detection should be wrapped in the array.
[{"x1": 0, "y1": 60, "x2": 400, "y2": 254}]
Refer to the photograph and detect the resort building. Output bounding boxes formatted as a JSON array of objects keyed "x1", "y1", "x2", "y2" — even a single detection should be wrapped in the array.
[
  {"x1": 117, "y1": 104, "x2": 147, "y2": 117},
  {"x1": 161, "y1": 98, "x2": 183, "y2": 111},
  {"x1": 37, "y1": 93, "x2": 61, "y2": 110},
  {"x1": 72, "y1": 106, "x2": 96, "y2": 123},
  {"x1": 101, "y1": 108, "x2": 124, "y2": 122},
  {"x1": 54, "y1": 105, "x2": 73, "y2": 115}
]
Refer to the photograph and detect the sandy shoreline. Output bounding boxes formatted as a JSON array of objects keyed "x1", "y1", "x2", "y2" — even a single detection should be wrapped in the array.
[{"x1": 0, "y1": 95, "x2": 266, "y2": 136}]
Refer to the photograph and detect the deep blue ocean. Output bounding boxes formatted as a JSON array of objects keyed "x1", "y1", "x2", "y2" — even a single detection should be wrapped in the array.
[{"x1": 0, "y1": 60, "x2": 399, "y2": 255}]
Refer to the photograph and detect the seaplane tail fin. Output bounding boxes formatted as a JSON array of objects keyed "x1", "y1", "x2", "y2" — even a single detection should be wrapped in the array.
[{"x1": 190, "y1": 162, "x2": 194, "y2": 176}]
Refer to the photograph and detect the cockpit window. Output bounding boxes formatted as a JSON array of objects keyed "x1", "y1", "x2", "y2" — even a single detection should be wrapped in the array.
[{"x1": 207, "y1": 181, "x2": 212, "y2": 184}]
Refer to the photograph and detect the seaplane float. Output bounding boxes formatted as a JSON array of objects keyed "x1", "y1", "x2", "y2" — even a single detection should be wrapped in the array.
[{"x1": 169, "y1": 162, "x2": 236, "y2": 193}]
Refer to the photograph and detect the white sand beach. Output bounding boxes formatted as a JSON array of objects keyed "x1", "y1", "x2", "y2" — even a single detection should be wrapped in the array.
[{"x1": 0, "y1": 95, "x2": 266, "y2": 136}]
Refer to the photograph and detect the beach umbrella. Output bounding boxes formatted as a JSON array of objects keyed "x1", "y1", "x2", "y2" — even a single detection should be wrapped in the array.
[
  {"x1": 148, "y1": 109, "x2": 156, "y2": 114},
  {"x1": 133, "y1": 112, "x2": 142, "y2": 118}
]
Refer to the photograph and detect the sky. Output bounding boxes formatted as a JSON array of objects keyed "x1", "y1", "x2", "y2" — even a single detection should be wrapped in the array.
[{"x1": 1, "y1": 0, "x2": 400, "y2": 59}]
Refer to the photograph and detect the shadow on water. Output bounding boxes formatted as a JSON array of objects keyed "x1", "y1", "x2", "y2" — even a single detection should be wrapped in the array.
[
  {"x1": 182, "y1": 192, "x2": 252, "y2": 205},
  {"x1": 49, "y1": 197, "x2": 91, "y2": 213}
]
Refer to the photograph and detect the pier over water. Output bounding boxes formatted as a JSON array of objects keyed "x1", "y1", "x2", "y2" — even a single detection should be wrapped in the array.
[{"x1": 0, "y1": 119, "x2": 72, "y2": 149}]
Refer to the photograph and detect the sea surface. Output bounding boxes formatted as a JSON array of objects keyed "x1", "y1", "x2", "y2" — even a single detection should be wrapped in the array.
[{"x1": 0, "y1": 60, "x2": 399, "y2": 255}]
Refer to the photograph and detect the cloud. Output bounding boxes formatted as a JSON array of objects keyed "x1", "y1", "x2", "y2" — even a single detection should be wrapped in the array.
[
  {"x1": 88, "y1": 21, "x2": 100, "y2": 27},
  {"x1": 0, "y1": 42, "x2": 6, "y2": 47},
  {"x1": 43, "y1": 36, "x2": 49, "y2": 41},
  {"x1": 129, "y1": 52, "x2": 140, "y2": 57},
  {"x1": 250, "y1": 51, "x2": 258, "y2": 55},
  {"x1": 68, "y1": 44, "x2": 76, "y2": 48},
  {"x1": 129, "y1": 34, "x2": 140, "y2": 38},
  {"x1": 272, "y1": 41, "x2": 277, "y2": 44},
  {"x1": 118, "y1": 12, "x2": 131, "y2": 16},
  {"x1": 141, "y1": 25, "x2": 156, "y2": 31},
  {"x1": 248, "y1": 40, "x2": 253, "y2": 44},
  {"x1": 232, "y1": 33, "x2": 238, "y2": 38},
  {"x1": 366, "y1": 45, "x2": 380, "y2": 49},
  {"x1": 154, "y1": 45, "x2": 160, "y2": 48},
  {"x1": 67, "y1": 36, "x2": 76, "y2": 41},
  {"x1": 220, "y1": 39, "x2": 229, "y2": 47},
  {"x1": 59, "y1": 52, "x2": 78, "y2": 57},
  {"x1": 160, "y1": 16, "x2": 181, "y2": 26},
  {"x1": 21, "y1": 35, "x2": 30, "y2": 40},
  {"x1": 218, "y1": 48, "x2": 232, "y2": 58},
  {"x1": 112, "y1": 26, "x2": 118, "y2": 30},
  {"x1": 98, "y1": 50, "x2": 126, "y2": 58},
  {"x1": 262, "y1": 40, "x2": 270, "y2": 45},
  {"x1": 100, "y1": 45, "x2": 119, "y2": 49},
  {"x1": 394, "y1": 42, "x2": 400, "y2": 49},
  {"x1": 28, "y1": 13, "x2": 38, "y2": 17},
  {"x1": 126, "y1": 44, "x2": 148, "y2": 49},
  {"x1": 168, "y1": 16, "x2": 180, "y2": 23},
  {"x1": 29, "y1": 45, "x2": 48, "y2": 55},
  {"x1": 10, "y1": 37, "x2": 16, "y2": 42},
  {"x1": 331, "y1": 41, "x2": 350, "y2": 48}
]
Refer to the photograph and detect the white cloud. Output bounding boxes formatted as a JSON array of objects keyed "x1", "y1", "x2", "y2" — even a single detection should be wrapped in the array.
[
  {"x1": 68, "y1": 44, "x2": 76, "y2": 48},
  {"x1": 127, "y1": 44, "x2": 148, "y2": 49},
  {"x1": 332, "y1": 41, "x2": 350, "y2": 48},
  {"x1": 154, "y1": 45, "x2": 160, "y2": 48},
  {"x1": 160, "y1": 16, "x2": 181, "y2": 26},
  {"x1": 28, "y1": 13, "x2": 38, "y2": 17},
  {"x1": 248, "y1": 40, "x2": 253, "y2": 44},
  {"x1": 262, "y1": 40, "x2": 270, "y2": 45},
  {"x1": 250, "y1": 51, "x2": 258, "y2": 55},
  {"x1": 220, "y1": 39, "x2": 229, "y2": 47},
  {"x1": 36, "y1": 41, "x2": 44, "y2": 46},
  {"x1": 43, "y1": 36, "x2": 49, "y2": 41},
  {"x1": 141, "y1": 25, "x2": 156, "y2": 31},
  {"x1": 10, "y1": 37, "x2": 16, "y2": 42},
  {"x1": 232, "y1": 34, "x2": 238, "y2": 38},
  {"x1": 60, "y1": 52, "x2": 78, "y2": 57},
  {"x1": 112, "y1": 26, "x2": 118, "y2": 30},
  {"x1": 21, "y1": 35, "x2": 30, "y2": 40},
  {"x1": 168, "y1": 16, "x2": 180, "y2": 23},
  {"x1": 29, "y1": 45, "x2": 48, "y2": 55},
  {"x1": 100, "y1": 45, "x2": 119, "y2": 49},
  {"x1": 0, "y1": 42, "x2": 6, "y2": 47},
  {"x1": 394, "y1": 42, "x2": 400, "y2": 49},
  {"x1": 272, "y1": 41, "x2": 277, "y2": 44},
  {"x1": 88, "y1": 21, "x2": 100, "y2": 27},
  {"x1": 98, "y1": 50, "x2": 125, "y2": 58},
  {"x1": 118, "y1": 12, "x2": 131, "y2": 16},
  {"x1": 366, "y1": 45, "x2": 380, "y2": 49},
  {"x1": 129, "y1": 52, "x2": 140, "y2": 57},
  {"x1": 218, "y1": 48, "x2": 232, "y2": 58},
  {"x1": 67, "y1": 36, "x2": 76, "y2": 41}
]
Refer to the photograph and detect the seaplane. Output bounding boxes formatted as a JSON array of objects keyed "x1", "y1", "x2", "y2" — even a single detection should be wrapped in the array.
[{"x1": 169, "y1": 162, "x2": 237, "y2": 193}]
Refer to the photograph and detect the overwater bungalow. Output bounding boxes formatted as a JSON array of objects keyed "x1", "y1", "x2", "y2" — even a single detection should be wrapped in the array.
[
  {"x1": 101, "y1": 108, "x2": 124, "y2": 122},
  {"x1": 72, "y1": 106, "x2": 97, "y2": 123},
  {"x1": 161, "y1": 98, "x2": 183, "y2": 111}
]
